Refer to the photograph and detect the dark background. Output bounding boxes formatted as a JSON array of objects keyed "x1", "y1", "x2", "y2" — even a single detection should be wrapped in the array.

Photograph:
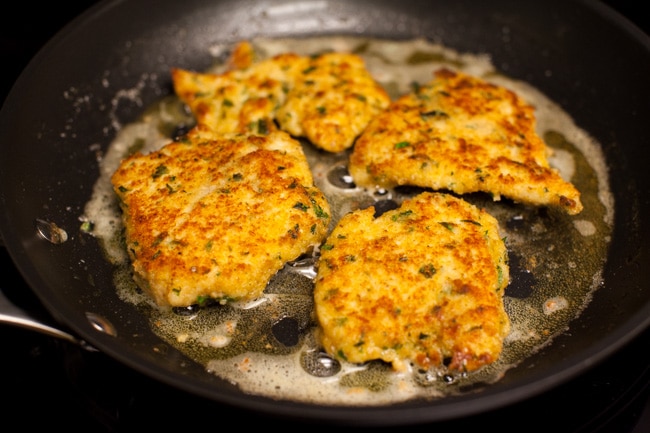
[{"x1": 1, "y1": 1, "x2": 649, "y2": 431}]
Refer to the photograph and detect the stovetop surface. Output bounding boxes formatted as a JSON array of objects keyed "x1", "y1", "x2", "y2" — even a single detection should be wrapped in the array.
[{"x1": 1, "y1": 1, "x2": 649, "y2": 431}]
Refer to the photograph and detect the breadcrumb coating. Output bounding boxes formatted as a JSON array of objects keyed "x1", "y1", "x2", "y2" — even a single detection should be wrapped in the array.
[
  {"x1": 172, "y1": 41, "x2": 390, "y2": 153},
  {"x1": 314, "y1": 192, "x2": 510, "y2": 373},
  {"x1": 348, "y1": 68, "x2": 583, "y2": 215},
  {"x1": 112, "y1": 127, "x2": 331, "y2": 307}
]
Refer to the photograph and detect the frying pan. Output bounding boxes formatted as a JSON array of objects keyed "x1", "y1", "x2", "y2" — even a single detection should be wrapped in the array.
[{"x1": 1, "y1": 0, "x2": 649, "y2": 426}]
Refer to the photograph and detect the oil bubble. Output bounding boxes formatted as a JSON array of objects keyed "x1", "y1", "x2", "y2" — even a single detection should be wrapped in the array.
[{"x1": 300, "y1": 349, "x2": 341, "y2": 377}]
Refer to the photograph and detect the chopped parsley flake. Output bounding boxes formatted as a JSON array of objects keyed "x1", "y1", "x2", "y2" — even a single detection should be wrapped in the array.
[
  {"x1": 391, "y1": 209, "x2": 413, "y2": 221},
  {"x1": 153, "y1": 165, "x2": 168, "y2": 179},
  {"x1": 419, "y1": 264, "x2": 437, "y2": 278},
  {"x1": 293, "y1": 202, "x2": 309, "y2": 211}
]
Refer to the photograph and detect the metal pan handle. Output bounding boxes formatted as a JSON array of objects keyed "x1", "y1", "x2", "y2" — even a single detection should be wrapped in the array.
[{"x1": 0, "y1": 287, "x2": 81, "y2": 344}]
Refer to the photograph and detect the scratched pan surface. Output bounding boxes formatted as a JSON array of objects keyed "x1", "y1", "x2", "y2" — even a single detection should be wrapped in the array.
[{"x1": 0, "y1": 0, "x2": 649, "y2": 426}]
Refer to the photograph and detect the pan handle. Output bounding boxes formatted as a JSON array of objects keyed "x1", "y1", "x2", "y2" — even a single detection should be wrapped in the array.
[
  {"x1": 0, "y1": 287, "x2": 88, "y2": 347},
  {"x1": 0, "y1": 235, "x2": 97, "y2": 350}
]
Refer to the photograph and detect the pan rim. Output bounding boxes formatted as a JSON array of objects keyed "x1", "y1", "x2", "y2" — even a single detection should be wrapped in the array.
[{"x1": 1, "y1": 0, "x2": 649, "y2": 425}]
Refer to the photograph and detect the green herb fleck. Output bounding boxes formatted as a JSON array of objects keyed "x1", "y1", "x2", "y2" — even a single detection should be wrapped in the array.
[
  {"x1": 256, "y1": 119, "x2": 269, "y2": 135},
  {"x1": 293, "y1": 202, "x2": 309, "y2": 212},
  {"x1": 80, "y1": 221, "x2": 94, "y2": 233},
  {"x1": 439, "y1": 221, "x2": 455, "y2": 231},
  {"x1": 152, "y1": 235, "x2": 164, "y2": 247},
  {"x1": 420, "y1": 110, "x2": 449, "y2": 119},
  {"x1": 288, "y1": 224, "x2": 300, "y2": 239},
  {"x1": 153, "y1": 164, "x2": 168, "y2": 179},
  {"x1": 419, "y1": 263, "x2": 437, "y2": 278},
  {"x1": 497, "y1": 265, "x2": 504, "y2": 287},
  {"x1": 391, "y1": 209, "x2": 413, "y2": 222},
  {"x1": 311, "y1": 198, "x2": 329, "y2": 219}
]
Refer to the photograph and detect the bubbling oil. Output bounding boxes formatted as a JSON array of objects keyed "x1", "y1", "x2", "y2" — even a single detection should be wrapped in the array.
[{"x1": 82, "y1": 36, "x2": 613, "y2": 405}]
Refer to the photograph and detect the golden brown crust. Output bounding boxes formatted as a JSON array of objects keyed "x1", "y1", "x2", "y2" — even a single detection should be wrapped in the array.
[
  {"x1": 276, "y1": 52, "x2": 391, "y2": 152},
  {"x1": 172, "y1": 42, "x2": 390, "y2": 153},
  {"x1": 171, "y1": 51, "x2": 299, "y2": 135},
  {"x1": 314, "y1": 192, "x2": 510, "y2": 373},
  {"x1": 111, "y1": 127, "x2": 331, "y2": 307},
  {"x1": 348, "y1": 68, "x2": 583, "y2": 215}
]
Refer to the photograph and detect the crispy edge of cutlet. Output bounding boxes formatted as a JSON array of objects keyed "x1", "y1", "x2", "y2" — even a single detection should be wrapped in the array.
[
  {"x1": 314, "y1": 191, "x2": 510, "y2": 373},
  {"x1": 111, "y1": 128, "x2": 331, "y2": 307},
  {"x1": 349, "y1": 68, "x2": 583, "y2": 215}
]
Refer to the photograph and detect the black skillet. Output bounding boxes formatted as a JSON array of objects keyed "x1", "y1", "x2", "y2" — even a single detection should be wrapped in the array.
[{"x1": 1, "y1": 0, "x2": 649, "y2": 427}]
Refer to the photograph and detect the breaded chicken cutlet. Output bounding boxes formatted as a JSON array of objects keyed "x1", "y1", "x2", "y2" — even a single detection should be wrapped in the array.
[
  {"x1": 111, "y1": 126, "x2": 331, "y2": 307},
  {"x1": 171, "y1": 45, "x2": 297, "y2": 136},
  {"x1": 348, "y1": 68, "x2": 583, "y2": 215},
  {"x1": 314, "y1": 192, "x2": 510, "y2": 373},
  {"x1": 172, "y1": 41, "x2": 390, "y2": 153}
]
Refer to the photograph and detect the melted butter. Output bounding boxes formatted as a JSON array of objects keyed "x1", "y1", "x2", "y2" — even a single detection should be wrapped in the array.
[{"x1": 82, "y1": 36, "x2": 613, "y2": 405}]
